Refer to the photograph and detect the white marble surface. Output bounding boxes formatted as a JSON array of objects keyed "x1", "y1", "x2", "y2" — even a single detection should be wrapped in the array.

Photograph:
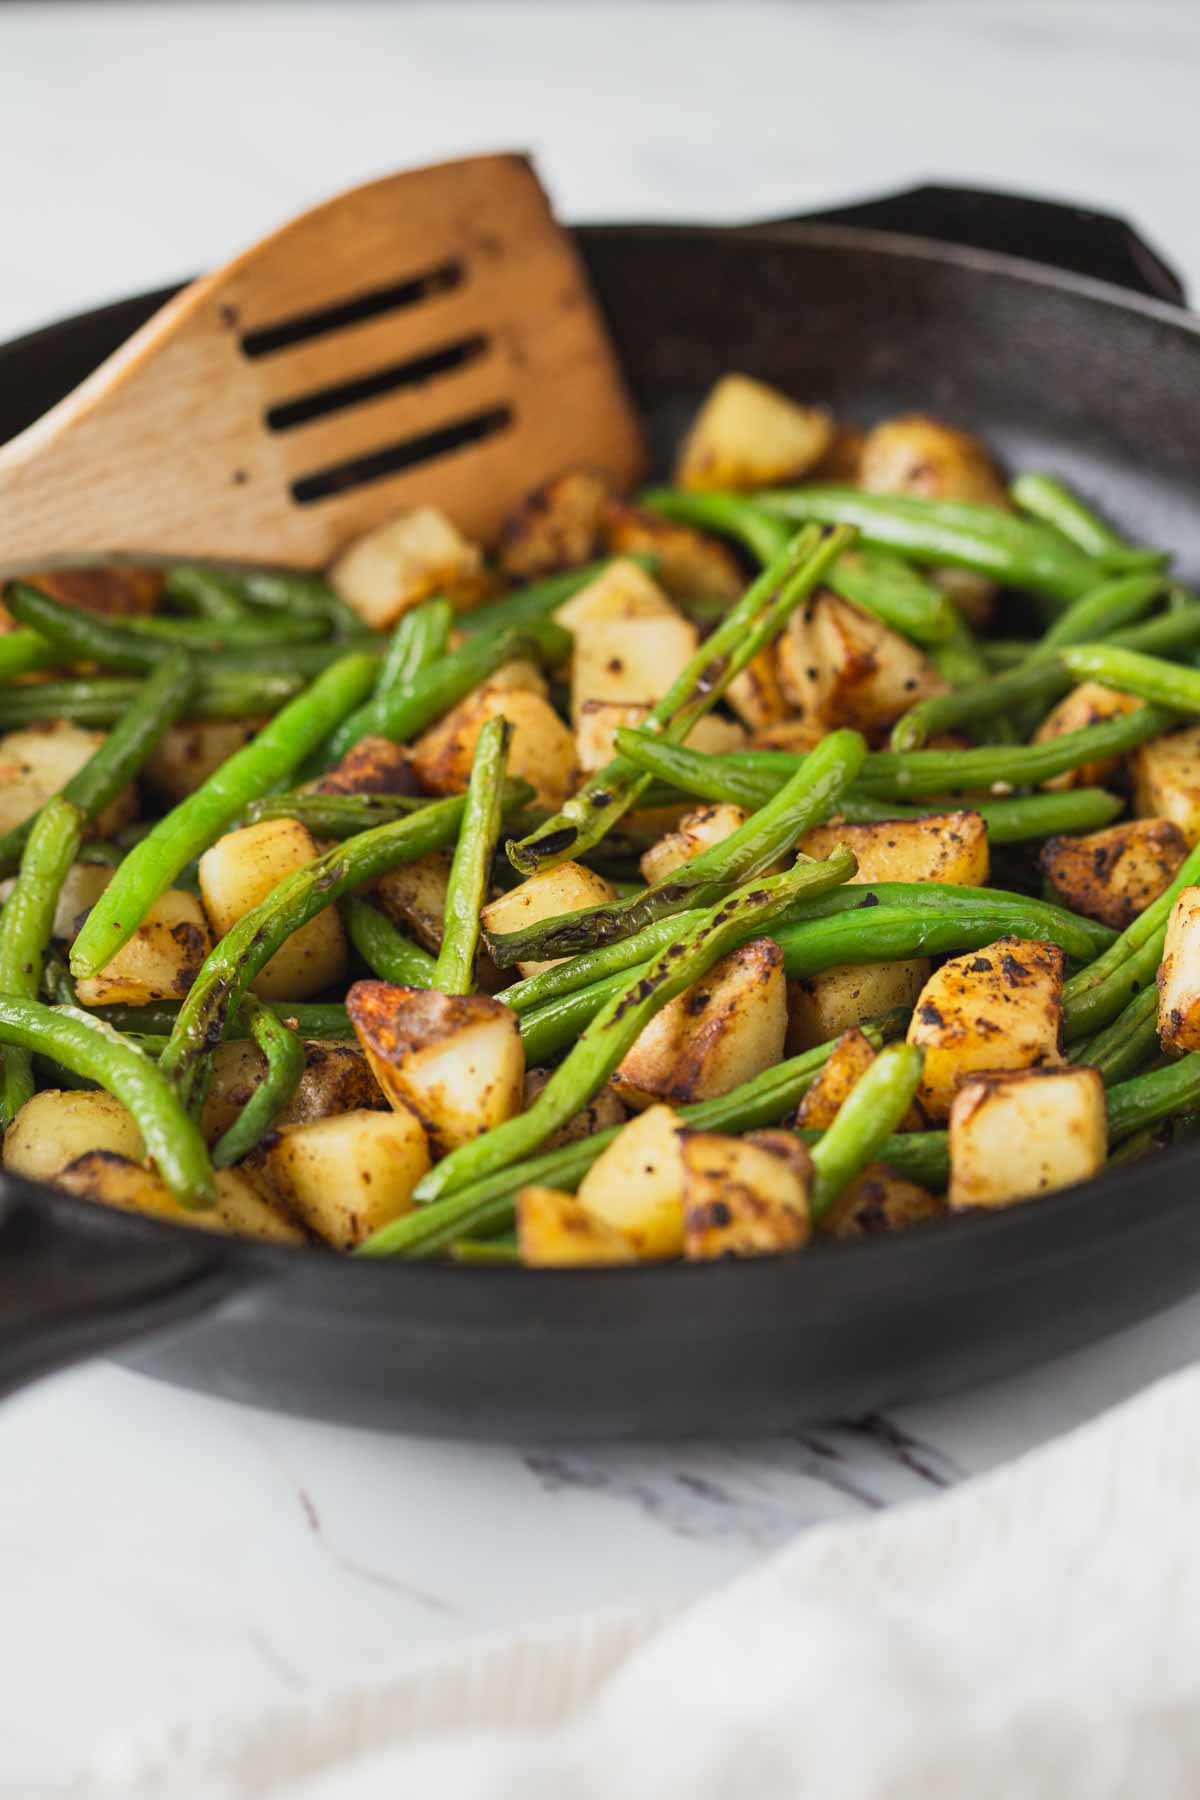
[{"x1": 4, "y1": 1, "x2": 1200, "y2": 1790}]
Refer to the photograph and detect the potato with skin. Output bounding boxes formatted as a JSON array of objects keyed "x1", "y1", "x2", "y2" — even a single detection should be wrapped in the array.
[
  {"x1": 0, "y1": 860, "x2": 112, "y2": 942},
  {"x1": 313, "y1": 735, "x2": 421, "y2": 797},
  {"x1": 346, "y1": 982, "x2": 525, "y2": 1157},
  {"x1": 786, "y1": 959, "x2": 931, "y2": 1053},
  {"x1": 948, "y1": 1066, "x2": 1106, "y2": 1211},
  {"x1": 602, "y1": 502, "x2": 744, "y2": 608},
  {"x1": 639, "y1": 803, "x2": 751, "y2": 886},
  {"x1": 330, "y1": 506, "x2": 486, "y2": 628},
  {"x1": 56, "y1": 1152, "x2": 306, "y2": 1245},
  {"x1": 521, "y1": 1068, "x2": 626, "y2": 1150},
  {"x1": 73, "y1": 888, "x2": 214, "y2": 1006},
  {"x1": 778, "y1": 593, "x2": 947, "y2": 736},
  {"x1": 1135, "y1": 724, "x2": 1200, "y2": 844},
  {"x1": 3, "y1": 1089, "x2": 144, "y2": 1183},
  {"x1": 612, "y1": 938, "x2": 787, "y2": 1110},
  {"x1": 259, "y1": 1107, "x2": 431, "y2": 1249},
  {"x1": 552, "y1": 557, "x2": 677, "y2": 631},
  {"x1": 198, "y1": 817, "x2": 347, "y2": 1001},
  {"x1": 145, "y1": 718, "x2": 265, "y2": 803},
  {"x1": 372, "y1": 851, "x2": 453, "y2": 955},
  {"x1": 1035, "y1": 681, "x2": 1143, "y2": 791},
  {"x1": 517, "y1": 1186, "x2": 637, "y2": 1266},
  {"x1": 481, "y1": 861, "x2": 617, "y2": 978},
  {"x1": 799, "y1": 810, "x2": 989, "y2": 888},
  {"x1": 676, "y1": 373, "x2": 834, "y2": 491},
  {"x1": 499, "y1": 470, "x2": 612, "y2": 580},
  {"x1": 1039, "y1": 818, "x2": 1186, "y2": 929},
  {"x1": 575, "y1": 1102, "x2": 685, "y2": 1259},
  {"x1": 201, "y1": 1039, "x2": 385, "y2": 1146},
  {"x1": 682, "y1": 1128, "x2": 812, "y2": 1261},
  {"x1": 907, "y1": 936, "x2": 1065, "y2": 1123},
  {"x1": 411, "y1": 685, "x2": 578, "y2": 812},
  {"x1": 820, "y1": 1165, "x2": 945, "y2": 1238},
  {"x1": 570, "y1": 613, "x2": 698, "y2": 721},
  {"x1": 0, "y1": 722, "x2": 135, "y2": 839},
  {"x1": 1157, "y1": 885, "x2": 1200, "y2": 1053}
]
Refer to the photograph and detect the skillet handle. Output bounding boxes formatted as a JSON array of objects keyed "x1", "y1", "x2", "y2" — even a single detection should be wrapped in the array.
[
  {"x1": 0, "y1": 1175, "x2": 254, "y2": 1400},
  {"x1": 759, "y1": 183, "x2": 1185, "y2": 306}
]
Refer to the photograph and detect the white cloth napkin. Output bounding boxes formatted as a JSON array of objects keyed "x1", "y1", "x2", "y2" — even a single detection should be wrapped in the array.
[{"x1": 81, "y1": 1362, "x2": 1200, "y2": 1799}]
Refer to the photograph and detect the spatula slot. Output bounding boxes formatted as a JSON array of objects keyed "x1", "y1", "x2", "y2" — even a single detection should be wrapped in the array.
[
  {"x1": 241, "y1": 260, "x2": 463, "y2": 360},
  {"x1": 291, "y1": 404, "x2": 513, "y2": 504},
  {"x1": 266, "y1": 334, "x2": 489, "y2": 432}
]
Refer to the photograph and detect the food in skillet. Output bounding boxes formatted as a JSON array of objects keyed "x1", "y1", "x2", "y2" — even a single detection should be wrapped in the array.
[{"x1": 3, "y1": 372, "x2": 1200, "y2": 1267}]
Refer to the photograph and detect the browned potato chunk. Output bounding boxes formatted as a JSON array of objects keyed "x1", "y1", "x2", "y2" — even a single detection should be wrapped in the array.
[
  {"x1": 0, "y1": 860, "x2": 112, "y2": 942},
  {"x1": 1157, "y1": 885, "x2": 1200, "y2": 1053},
  {"x1": 517, "y1": 1186, "x2": 636, "y2": 1266},
  {"x1": 575, "y1": 1103, "x2": 685, "y2": 1258},
  {"x1": 145, "y1": 718, "x2": 265, "y2": 803},
  {"x1": 639, "y1": 803, "x2": 750, "y2": 886},
  {"x1": 820, "y1": 1164, "x2": 945, "y2": 1238},
  {"x1": 948, "y1": 1066, "x2": 1106, "y2": 1210},
  {"x1": 570, "y1": 613, "x2": 698, "y2": 721},
  {"x1": 313, "y1": 735, "x2": 420, "y2": 797},
  {"x1": 778, "y1": 593, "x2": 946, "y2": 735},
  {"x1": 860, "y1": 415, "x2": 1008, "y2": 507},
  {"x1": 726, "y1": 643, "x2": 790, "y2": 732},
  {"x1": 330, "y1": 507, "x2": 486, "y2": 627},
  {"x1": 1039, "y1": 818, "x2": 1186, "y2": 929},
  {"x1": 1135, "y1": 724, "x2": 1200, "y2": 844},
  {"x1": 681, "y1": 1128, "x2": 812, "y2": 1260},
  {"x1": 201, "y1": 1039, "x2": 384, "y2": 1145},
  {"x1": 499, "y1": 470, "x2": 612, "y2": 579},
  {"x1": 1035, "y1": 681, "x2": 1143, "y2": 791},
  {"x1": 613, "y1": 938, "x2": 786, "y2": 1109},
  {"x1": 372, "y1": 851, "x2": 452, "y2": 954},
  {"x1": 521, "y1": 1069, "x2": 626, "y2": 1149},
  {"x1": 751, "y1": 718, "x2": 827, "y2": 754},
  {"x1": 811, "y1": 424, "x2": 866, "y2": 485},
  {"x1": 603, "y1": 503, "x2": 744, "y2": 608},
  {"x1": 786, "y1": 959, "x2": 931, "y2": 1053},
  {"x1": 411, "y1": 686, "x2": 577, "y2": 811},
  {"x1": 907, "y1": 937, "x2": 1065, "y2": 1122},
  {"x1": 793, "y1": 1028, "x2": 878, "y2": 1129},
  {"x1": 676, "y1": 374, "x2": 833, "y2": 491},
  {"x1": 198, "y1": 818, "x2": 347, "y2": 1001},
  {"x1": 56, "y1": 1152, "x2": 307, "y2": 1244},
  {"x1": 0, "y1": 722, "x2": 134, "y2": 839},
  {"x1": 346, "y1": 982, "x2": 524, "y2": 1156},
  {"x1": 799, "y1": 810, "x2": 989, "y2": 887},
  {"x1": 574, "y1": 700, "x2": 653, "y2": 775},
  {"x1": 3, "y1": 1088, "x2": 144, "y2": 1183},
  {"x1": 73, "y1": 888, "x2": 214, "y2": 1006},
  {"x1": 481, "y1": 861, "x2": 617, "y2": 978},
  {"x1": 259, "y1": 1107, "x2": 430, "y2": 1249},
  {"x1": 31, "y1": 567, "x2": 162, "y2": 617}
]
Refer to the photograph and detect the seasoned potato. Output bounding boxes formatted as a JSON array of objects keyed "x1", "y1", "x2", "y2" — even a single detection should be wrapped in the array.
[
  {"x1": 499, "y1": 470, "x2": 612, "y2": 579},
  {"x1": 313, "y1": 735, "x2": 420, "y2": 797},
  {"x1": 799, "y1": 810, "x2": 989, "y2": 887},
  {"x1": 3, "y1": 1088, "x2": 143, "y2": 1183},
  {"x1": 0, "y1": 860, "x2": 112, "y2": 942},
  {"x1": 145, "y1": 717, "x2": 265, "y2": 803},
  {"x1": 0, "y1": 722, "x2": 134, "y2": 839},
  {"x1": 201, "y1": 1039, "x2": 384, "y2": 1145},
  {"x1": 522, "y1": 1069, "x2": 626, "y2": 1149},
  {"x1": 948, "y1": 1066, "x2": 1106, "y2": 1210},
  {"x1": 330, "y1": 506, "x2": 486, "y2": 628},
  {"x1": 603, "y1": 503, "x2": 744, "y2": 608},
  {"x1": 786, "y1": 959, "x2": 931, "y2": 1053},
  {"x1": 74, "y1": 888, "x2": 214, "y2": 1006},
  {"x1": 552, "y1": 557, "x2": 677, "y2": 631},
  {"x1": 30, "y1": 566, "x2": 163, "y2": 617},
  {"x1": 259, "y1": 1107, "x2": 430, "y2": 1249},
  {"x1": 778, "y1": 593, "x2": 946, "y2": 735},
  {"x1": 820, "y1": 1164, "x2": 945, "y2": 1238},
  {"x1": 639, "y1": 802, "x2": 750, "y2": 886},
  {"x1": 574, "y1": 699, "x2": 653, "y2": 775},
  {"x1": 411, "y1": 685, "x2": 577, "y2": 811},
  {"x1": 726, "y1": 643, "x2": 790, "y2": 732},
  {"x1": 1035, "y1": 681, "x2": 1143, "y2": 791},
  {"x1": 198, "y1": 818, "x2": 347, "y2": 1000},
  {"x1": 676, "y1": 373, "x2": 833, "y2": 491},
  {"x1": 1157, "y1": 885, "x2": 1200, "y2": 1053},
  {"x1": 517, "y1": 1186, "x2": 636, "y2": 1266},
  {"x1": 372, "y1": 850, "x2": 452, "y2": 954},
  {"x1": 575, "y1": 1103, "x2": 685, "y2": 1258},
  {"x1": 907, "y1": 937, "x2": 1065, "y2": 1122},
  {"x1": 793, "y1": 1028, "x2": 878, "y2": 1129},
  {"x1": 613, "y1": 938, "x2": 787, "y2": 1109},
  {"x1": 481, "y1": 861, "x2": 617, "y2": 978},
  {"x1": 56, "y1": 1153, "x2": 306, "y2": 1244},
  {"x1": 346, "y1": 982, "x2": 524, "y2": 1156},
  {"x1": 1039, "y1": 818, "x2": 1186, "y2": 929},
  {"x1": 681, "y1": 1128, "x2": 811, "y2": 1260},
  {"x1": 570, "y1": 613, "x2": 698, "y2": 720},
  {"x1": 1135, "y1": 724, "x2": 1200, "y2": 844}
]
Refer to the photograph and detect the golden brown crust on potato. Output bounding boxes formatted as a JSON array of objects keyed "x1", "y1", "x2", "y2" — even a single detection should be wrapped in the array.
[{"x1": 1039, "y1": 818, "x2": 1186, "y2": 929}]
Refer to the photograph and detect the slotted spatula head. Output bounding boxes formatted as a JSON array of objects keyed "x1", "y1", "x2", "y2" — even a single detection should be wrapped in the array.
[{"x1": 0, "y1": 154, "x2": 644, "y2": 573}]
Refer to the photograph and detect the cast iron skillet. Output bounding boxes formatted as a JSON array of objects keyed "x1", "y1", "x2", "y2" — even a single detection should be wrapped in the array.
[{"x1": 2, "y1": 186, "x2": 1199, "y2": 1439}]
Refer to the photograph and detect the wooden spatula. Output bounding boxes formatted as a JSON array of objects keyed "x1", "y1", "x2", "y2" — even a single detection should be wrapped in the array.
[{"x1": 0, "y1": 153, "x2": 644, "y2": 574}]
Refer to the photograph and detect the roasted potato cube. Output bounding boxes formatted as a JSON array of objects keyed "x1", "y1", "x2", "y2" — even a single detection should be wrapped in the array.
[
  {"x1": 1035, "y1": 681, "x2": 1143, "y2": 792},
  {"x1": 1039, "y1": 818, "x2": 1186, "y2": 929},
  {"x1": 726, "y1": 643, "x2": 790, "y2": 732},
  {"x1": 481, "y1": 861, "x2": 617, "y2": 978},
  {"x1": 1135, "y1": 724, "x2": 1200, "y2": 844},
  {"x1": 676, "y1": 373, "x2": 833, "y2": 491},
  {"x1": 613, "y1": 938, "x2": 787, "y2": 1109},
  {"x1": 793, "y1": 1028, "x2": 879, "y2": 1129},
  {"x1": 346, "y1": 982, "x2": 524, "y2": 1156},
  {"x1": 948, "y1": 1066, "x2": 1106, "y2": 1210},
  {"x1": 201, "y1": 1038, "x2": 384, "y2": 1145},
  {"x1": 74, "y1": 888, "x2": 214, "y2": 1006},
  {"x1": 259, "y1": 1107, "x2": 430, "y2": 1249},
  {"x1": 639, "y1": 802, "x2": 750, "y2": 886},
  {"x1": 313, "y1": 735, "x2": 420, "y2": 797},
  {"x1": 786, "y1": 959, "x2": 931, "y2": 1053},
  {"x1": 820, "y1": 1164, "x2": 945, "y2": 1238},
  {"x1": 575, "y1": 1102, "x2": 685, "y2": 1258},
  {"x1": 145, "y1": 717, "x2": 266, "y2": 803},
  {"x1": 575, "y1": 699, "x2": 652, "y2": 774},
  {"x1": 522, "y1": 1069, "x2": 626, "y2": 1149},
  {"x1": 198, "y1": 818, "x2": 347, "y2": 1000},
  {"x1": 778, "y1": 593, "x2": 946, "y2": 735},
  {"x1": 553, "y1": 557, "x2": 677, "y2": 631},
  {"x1": 0, "y1": 860, "x2": 112, "y2": 942},
  {"x1": 372, "y1": 851, "x2": 452, "y2": 954},
  {"x1": 55, "y1": 1152, "x2": 307, "y2": 1243},
  {"x1": 907, "y1": 937, "x2": 1065, "y2": 1122},
  {"x1": 517, "y1": 1186, "x2": 637, "y2": 1266},
  {"x1": 681, "y1": 1128, "x2": 811, "y2": 1260},
  {"x1": 860, "y1": 414, "x2": 1008, "y2": 508},
  {"x1": 684, "y1": 713, "x2": 750, "y2": 755},
  {"x1": 603, "y1": 502, "x2": 744, "y2": 608},
  {"x1": 1157, "y1": 885, "x2": 1200, "y2": 1053},
  {"x1": 570, "y1": 613, "x2": 698, "y2": 721},
  {"x1": 499, "y1": 470, "x2": 612, "y2": 579},
  {"x1": 30, "y1": 567, "x2": 162, "y2": 617},
  {"x1": 0, "y1": 722, "x2": 134, "y2": 839},
  {"x1": 411, "y1": 686, "x2": 577, "y2": 812},
  {"x1": 3, "y1": 1088, "x2": 144, "y2": 1182},
  {"x1": 799, "y1": 810, "x2": 989, "y2": 887},
  {"x1": 330, "y1": 506, "x2": 485, "y2": 628}
]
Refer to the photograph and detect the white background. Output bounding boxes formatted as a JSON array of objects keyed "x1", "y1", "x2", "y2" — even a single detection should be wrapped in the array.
[{"x1": 3, "y1": 3, "x2": 1200, "y2": 1792}]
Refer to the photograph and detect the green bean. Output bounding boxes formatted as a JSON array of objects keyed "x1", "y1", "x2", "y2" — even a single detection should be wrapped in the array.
[
  {"x1": 1106, "y1": 1055, "x2": 1200, "y2": 1145},
  {"x1": 71, "y1": 653, "x2": 378, "y2": 979},
  {"x1": 808, "y1": 1044, "x2": 925, "y2": 1218},
  {"x1": 637, "y1": 489, "x2": 793, "y2": 566},
  {"x1": 0, "y1": 628, "x2": 59, "y2": 681},
  {"x1": 930, "y1": 611, "x2": 990, "y2": 690},
  {"x1": 210, "y1": 1000, "x2": 306, "y2": 1169},
  {"x1": 378, "y1": 599, "x2": 453, "y2": 691},
  {"x1": 6, "y1": 581, "x2": 193, "y2": 673},
  {"x1": 1039, "y1": 570, "x2": 1166, "y2": 651},
  {"x1": 414, "y1": 849, "x2": 858, "y2": 1204},
  {"x1": 0, "y1": 798, "x2": 84, "y2": 1122},
  {"x1": 823, "y1": 547, "x2": 957, "y2": 646},
  {"x1": 1076, "y1": 986, "x2": 1160, "y2": 1086},
  {"x1": 458, "y1": 561, "x2": 645, "y2": 638},
  {"x1": 244, "y1": 792, "x2": 431, "y2": 838},
  {"x1": 216, "y1": 567, "x2": 363, "y2": 638},
  {"x1": 117, "y1": 612, "x2": 329, "y2": 651},
  {"x1": 0, "y1": 651, "x2": 195, "y2": 878},
  {"x1": 0, "y1": 670, "x2": 305, "y2": 729},
  {"x1": 1063, "y1": 930, "x2": 1166, "y2": 1042},
  {"x1": 1058, "y1": 643, "x2": 1200, "y2": 716},
  {"x1": 164, "y1": 566, "x2": 256, "y2": 625},
  {"x1": 40, "y1": 948, "x2": 76, "y2": 1007},
  {"x1": 507, "y1": 524, "x2": 849, "y2": 876},
  {"x1": 93, "y1": 999, "x2": 355, "y2": 1039},
  {"x1": 198, "y1": 637, "x2": 383, "y2": 677},
  {"x1": 433, "y1": 717, "x2": 511, "y2": 994},
  {"x1": 752, "y1": 486, "x2": 1104, "y2": 601},
  {"x1": 1010, "y1": 473, "x2": 1166, "y2": 571},
  {"x1": 798, "y1": 1125, "x2": 949, "y2": 1190},
  {"x1": 487, "y1": 728, "x2": 866, "y2": 966},
  {"x1": 834, "y1": 788, "x2": 1124, "y2": 843},
  {"x1": 342, "y1": 896, "x2": 436, "y2": 987},
  {"x1": 448, "y1": 1237, "x2": 522, "y2": 1265},
  {"x1": 0, "y1": 998, "x2": 213, "y2": 1204}
]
